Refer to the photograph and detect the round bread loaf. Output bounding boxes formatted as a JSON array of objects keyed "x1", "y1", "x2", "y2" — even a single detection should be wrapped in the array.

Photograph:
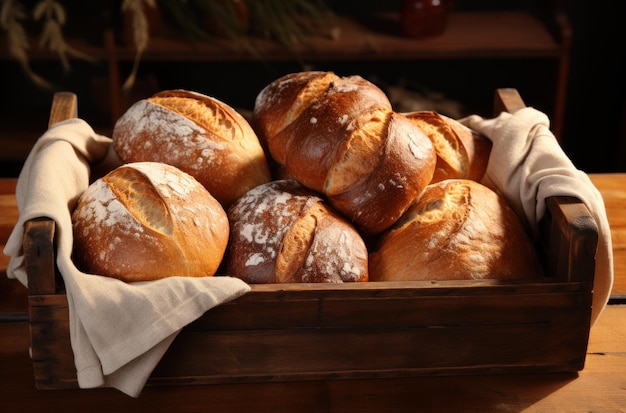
[
  {"x1": 369, "y1": 179, "x2": 544, "y2": 282},
  {"x1": 405, "y1": 111, "x2": 491, "y2": 183},
  {"x1": 253, "y1": 71, "x2": 344, "y2": 148},
  {"x1": 72, "y1": 162, "x2": 229, "y2": 282},
  {"x1": 112, "y1": 89, "x2": 271, "y2": 207},
  {"x1": 226, "y1": 179, "x2": 368, "y2": 284},
  {"x1": 253, "y1": 71, "x2": 437, "y2": 235}
]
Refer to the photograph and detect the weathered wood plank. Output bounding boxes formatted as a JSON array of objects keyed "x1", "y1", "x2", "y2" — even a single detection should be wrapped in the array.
[
  {"x1": 48, "y1": 92, "x2": 77, "y2": 128},
  {"x1": 23, "y1": 219, "x2": 57, "y2": 295}
]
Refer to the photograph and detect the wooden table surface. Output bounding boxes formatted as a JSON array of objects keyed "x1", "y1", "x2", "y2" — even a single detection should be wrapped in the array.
[{"x1": 1, "y1": 175, "x2": 625, "y2": 412}]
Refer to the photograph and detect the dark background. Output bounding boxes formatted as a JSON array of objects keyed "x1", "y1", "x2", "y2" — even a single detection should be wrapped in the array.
[
  {"x1": 1, "y1": 0, "x2": 624, "y2": 175},
  {"x1": 560, "y1": 0, "x2": 626, "y2": 172}
]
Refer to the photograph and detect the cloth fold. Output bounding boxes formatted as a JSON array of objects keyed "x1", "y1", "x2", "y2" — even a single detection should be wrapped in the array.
[
  {"x1": 3, "y1": 118, "x2": 250, "y2": 397},
  {"x1": 460, "y1": 107, "x2": 613, "y2": 326}
]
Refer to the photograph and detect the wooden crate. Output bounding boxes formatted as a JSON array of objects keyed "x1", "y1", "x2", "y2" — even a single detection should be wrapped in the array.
[{"x1": 24, "y1": 89, "x2": 598, "y2": 390}]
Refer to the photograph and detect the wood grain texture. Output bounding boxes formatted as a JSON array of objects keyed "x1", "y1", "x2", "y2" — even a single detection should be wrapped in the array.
[
  {"x1": 48, "y1": 92, "x2": 77, "y2": 127},
  {"x1": 1, "y1": 306, "x2": 624, "y2": 412},
  {"x1": 493, "y1": 87, "x2": 527, "y2": 115},
  {"x1": 589, "y1": 173, "x2": 626, "y2": 298}
]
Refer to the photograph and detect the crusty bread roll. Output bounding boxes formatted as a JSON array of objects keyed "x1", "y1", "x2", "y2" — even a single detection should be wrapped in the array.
[
  {"x1": 112, "y1": 89, "x2": 271, "y2": 207},
  {"x1": 253, "y1": 71, "x2": 437, "y2": 235},
  {"x1": 405, "y1": 111, "x2": 491, "y2": 183},
  {"x1": 226, "y1": 179, "x2": 368, "y2": 284},
  {"x1": 369, "y1": 179, "x2": 544, "y2": 282},
  {"x1": 72, "y1": 162, "x2": 229, "y2": 282},
  {"x1": 253, "y1": 71, "x2": 346, "y2": 149}
]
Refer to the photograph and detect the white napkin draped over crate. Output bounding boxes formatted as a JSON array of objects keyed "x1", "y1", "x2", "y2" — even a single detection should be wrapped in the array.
[
  {"x1": 460, "y1": 107, "x2": 613, "y2": 326},
  {"x1": 3, "y1": 118, "x2": 251, "y2": 397}
]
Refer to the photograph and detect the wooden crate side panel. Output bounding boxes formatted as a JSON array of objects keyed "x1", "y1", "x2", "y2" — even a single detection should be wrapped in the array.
[
  {"x1": 26, "y1": 289, "x2": 592, "y2": 389},
  {"x1": 152, "y1": 313, "x2": 589, "y2": 385},
  {"x1": 246, "y1": 278, "x2": 589, "y2": 298},
  {"x1": 24, "y1": 219, "x2": 57, "y2": 295},
  {"x1": 150, "y1": 290, "x2": 591, "y2": 385},
  {"x1": 541, "y1": 197, "x2": 598, "y2": 283},
  {"x1": 191, "y1": 286, "x2": 593, "y2": 331},
  {"x1": 29, "y1": 295, "x2": 77, "y2": 389},
  {"x1": 26, "y1": 92, "x2": 79, "y2": 389}
]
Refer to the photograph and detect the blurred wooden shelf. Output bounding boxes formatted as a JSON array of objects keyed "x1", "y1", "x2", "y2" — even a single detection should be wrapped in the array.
[
  {"x1": 1, "y1": 12, "x2": 566, "y2": 62},
  {"x1": 114, "y1": 11, "x2": 565, "y2": 62},
  {"x1": 0, "y1": 8, "x2": 571, "y2": 170}
]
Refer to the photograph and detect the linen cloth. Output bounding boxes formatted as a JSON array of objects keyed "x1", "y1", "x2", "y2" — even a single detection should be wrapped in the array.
[
  {"x1": 3, "y1": 118, "x2": 251, "y2": 397},
  {"x1": 460, "y1": 107, "x2": 613, "y2": 326}
]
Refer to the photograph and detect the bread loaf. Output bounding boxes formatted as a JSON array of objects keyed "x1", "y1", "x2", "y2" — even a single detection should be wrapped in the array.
[
  {"x1": 253, "y1": 71, "x2": 437, "y2": 235},
  {"x1": 72, "y1": 162, "x2": 229, "y2": 282},
  {"x1": 226, "y1": 179, "x2": 368, "y2": 284},
  {"x1": 405, "y1": 111, "x2": 491, "y2": 183},
  {"x1": 112, "y1": 89, "x2": 271, "y2": 207},
  {"x1": 369, "y1": 179, "x2": 544, "y2": 282},
  {"x1": 253, "y1": 71, "x2": 346, "y2": 149}
]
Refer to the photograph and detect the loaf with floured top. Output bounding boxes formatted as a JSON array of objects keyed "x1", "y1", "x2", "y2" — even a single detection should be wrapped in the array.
[
  {"x1": 112, "y1": 89, "x2": 271, "y2": 207},
  {"x1": 369, "y1": 179, "x2": 544, "y2": 282},
  {"x1": 225, "y1": 179, "x2": 368, "y2": 284},
  {"x1": 72, "y1": 162, "x2": 229, "y2": 282}
]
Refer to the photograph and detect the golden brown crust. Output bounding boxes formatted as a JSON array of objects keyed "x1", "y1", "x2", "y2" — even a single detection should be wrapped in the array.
[
  {"x1": 112, "y1": 89, "x2": 271, "y2": 207},
  {"x1": 264, "y1": 74, "x2": 393, "y2": 192},
  {"x1": 253, "y1": 71, "x2": 340, "y2": 150},
  {"x1": 405, "y1": 111, "x2": 491, "y2": 183},
  {"x1": 72, "y1": 162, "x2": 229, "y2": 282},
  {"x1": 327, "y1": 112, "x2": 437, "y2": 235},
  {"x1": 253, "y1": 71, "x2": 436, "y2": 236},
  {"x1": 405, "y1": 111, "x2": 469, "y2": 183},
  {"x1": 369, "y1": 179, "x2": 544, "y2": 282},
  {"x1": 225, "y1": 180, "x2": 368, "y2": 284},
  {"x1": 440, "y1": 113, "x2": 492, "y2": 182}
]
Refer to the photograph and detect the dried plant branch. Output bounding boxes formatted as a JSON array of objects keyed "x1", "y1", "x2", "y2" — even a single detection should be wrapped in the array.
[
  {"x1": 2, "y1": 0, "x2": 338, "y2": 91},
  {"x1": 158, "y1": 0, "x2": 212, "y2": 42},
  {"x1": 0, "y1": 0, "x2": 53, "y2": 88},
  {"x1": 121, "y1": 0, "x2": 156, "y2": 91},
  {"x1": 187, "y1": 0, "x2": 262, "y2": 60},
  {"x1": 246, "y1": 0, "x2": 337, "y2": 48},
  {"x1": 159, "y1": 0, "x2": 336, "y2": 51},
  {"x1": 1, "y1": 0, "x2": 30, "y2": 66},
  {"x1": 33, "y1": 0, "x2": 94, "y2": 71}
]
